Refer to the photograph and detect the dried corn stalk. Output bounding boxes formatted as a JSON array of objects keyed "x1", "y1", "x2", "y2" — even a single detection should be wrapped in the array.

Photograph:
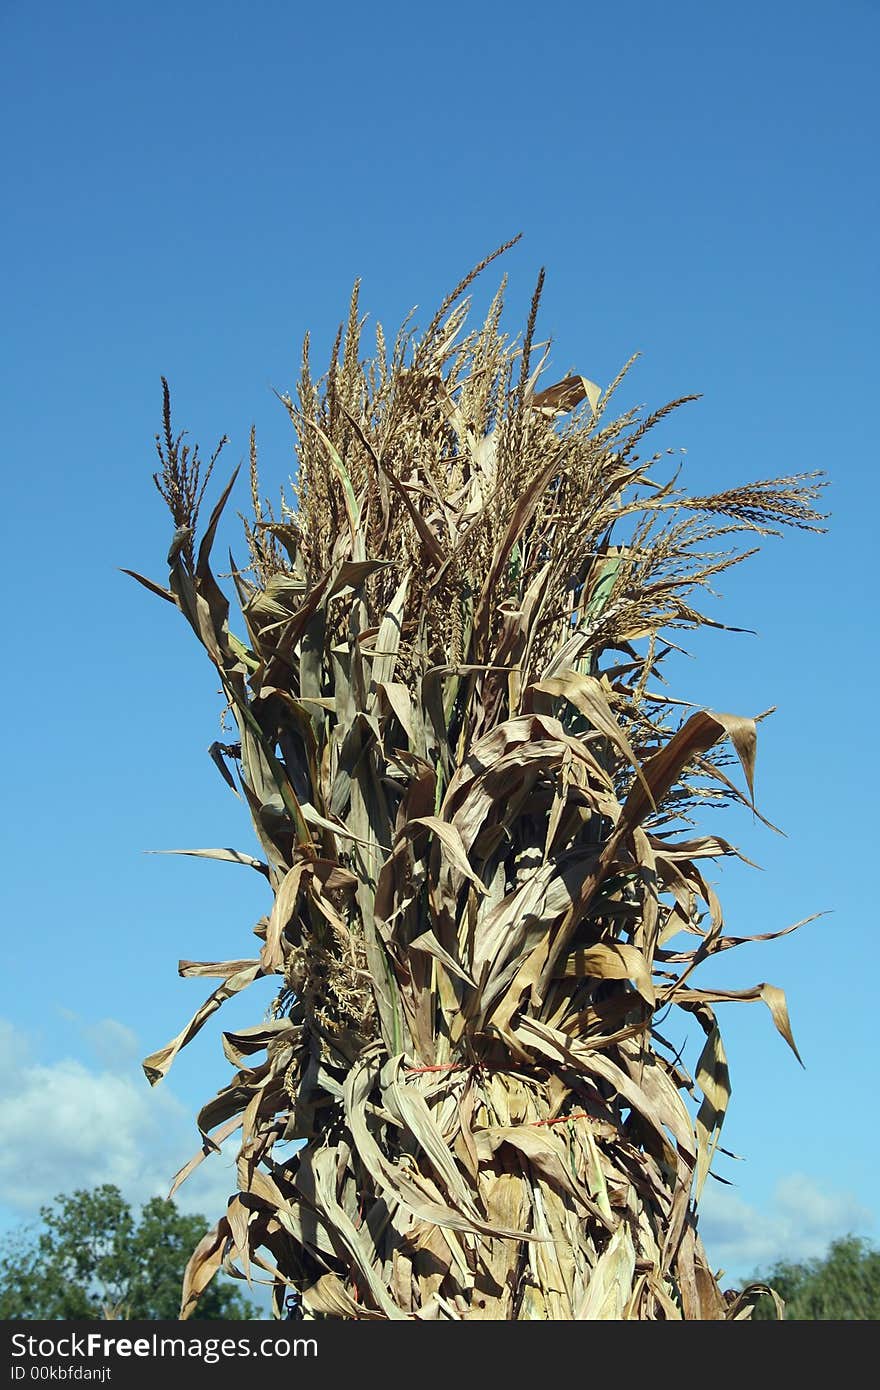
[{"x1": 130, "y1": 241, "x2": 824, "y2": 1320}]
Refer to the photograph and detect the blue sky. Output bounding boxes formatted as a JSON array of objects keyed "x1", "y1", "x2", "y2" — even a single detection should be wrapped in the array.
[{"x1": 2, "y1": 0, "x2": 878, "y2": 1289}]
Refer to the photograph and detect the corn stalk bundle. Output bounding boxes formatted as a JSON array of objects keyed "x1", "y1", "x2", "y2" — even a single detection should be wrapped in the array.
[{"x1": 129, "y1": 241, "x2": 825, "y2": 1320}]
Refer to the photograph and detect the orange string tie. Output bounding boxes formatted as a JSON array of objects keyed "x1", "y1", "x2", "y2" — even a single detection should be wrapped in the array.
[{"x1": 534, "y1": 1112, "x2": 590, "y2": 1127}]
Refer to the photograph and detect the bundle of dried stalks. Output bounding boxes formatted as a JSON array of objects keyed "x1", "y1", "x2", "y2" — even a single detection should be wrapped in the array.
[{"x1": 129, "y1": 240, "x2": 825, "y2": 1320}]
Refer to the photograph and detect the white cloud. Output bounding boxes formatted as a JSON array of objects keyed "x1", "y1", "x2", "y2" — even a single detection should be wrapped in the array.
[
  {"x1": 0, "y1": 1019, "x2": 32, "y2": 1071},
  {"x1": 55, "y1": 1012, "x2": 142, "y2": 1072},
  {"x1": 0, "y1": 1019, "x2": 239, "y2": 1229},
  {"x1": 699, "y1": 1173, "x2": 874, "y2": 1281}
]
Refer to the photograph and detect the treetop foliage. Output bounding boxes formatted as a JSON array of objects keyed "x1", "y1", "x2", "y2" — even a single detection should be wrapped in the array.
[{"x1": 0, "y1": 1185, "x2": 258, "y2": 1321}]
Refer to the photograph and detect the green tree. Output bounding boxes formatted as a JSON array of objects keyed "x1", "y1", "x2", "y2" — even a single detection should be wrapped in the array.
[
  {"x1": 752, "y1": 1236, "x2": 880, "y2": 1320},
  {"x1": 0, "y1": 1185, "x2": 258, "y2": 1320}
]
